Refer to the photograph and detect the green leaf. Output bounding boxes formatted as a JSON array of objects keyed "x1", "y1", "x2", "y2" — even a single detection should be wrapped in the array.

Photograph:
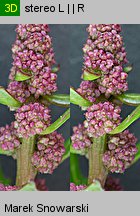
[
  {"x1": 0, "y1": 168, "x2": 11, "y2": 185},
  {"x1": 70, "y1": 153, "x2": 87, "y2": 185},
  {"x1": 0, "y1": 87, "x2": 21, "y2": 108},
  {"x1": 116, "y1": 93, "x2": 140, "y2": 106},
  {"x1": 132, "y1": 142, "x2": 140, "y2": 165},
  {"x1": 109, "y1": 105, "x2": 140, "y2": 135},
  {"x1": 42, "y1": 94, "x2": 70, "y2": 107},
  {"x1": 40, "y1": 108, "x2": 70, "y2": 135},
  {"x1": 70, "y1": 87, "x2": 92, "y2": 108},
  {"x1": 0, "y1": 148, "x2": 13, "y2": 156},
  {"x1": 82, "y1": 71, "x2": 101, "y2": 81},
  {"x1": 20, "y1": 182, "x2": 37, "y2": 191},
  {"x1": 84, "y1": 181, "x2": 103, "y2": 191},
  {"x1": 124, "y1": 65, "x2": 132, "y2": 73},
  {"x1": 61, "y1": 138, "x2": 70, "y2": 162},
  {"x1": 15, "y1": 71, "x2": 32, "y2": 81}
]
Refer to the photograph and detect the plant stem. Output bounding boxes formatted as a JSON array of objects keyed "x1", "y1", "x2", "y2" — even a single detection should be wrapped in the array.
[
  {"x1": 16, "y1": 136, "x2": 36, "y2": 187},
  {"x1": 88, "y1": 135, "x2": 108, "y2": 187},
  {"x1": 70, "y1": 153, "x2": 87, "y2": 185}
]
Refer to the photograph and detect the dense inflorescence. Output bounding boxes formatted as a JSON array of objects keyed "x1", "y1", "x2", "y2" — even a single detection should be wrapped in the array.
[
  {"x1": 16, "y1": 25, "x2": 50, "y2": 40},
  {"x1": 84, "y1": 24, "x2": 127, "y2": 72},
  {"x1": 84, "y1": 102, "x2": 121, "y2": 138},
  {"x1": 28, "y1": 68, "x2": 57, "y2": 99},
  {"x1": 7, "y1": 81, "x2": 30, "y2": 103},
  {"x1": 70, "y1": 183, "x2": 87, "y2": 191},
  {"x1": 77, "y1": 81, "x2": 101, "y2": 103},
  {"x1": 32, "y1": 131, "x2": 65, "y2": 174},
  {"x1": 12, "y1": 24, "x2": 55, "y2": 74},
  {"x1": 0, "y1": 122, "x2": 20, "y2": 151},
  {"x1": 14, "y1": 102, "x2": 51, "y2": 138},
  {"x1": 102, "y1": 130, "x2": 137, "y2": 173},
  {"x1": 7, "y1": 24, "x2": 58, "y2": 102},
  {"x1": 87, "y1": 24, "x2": 122, "y2": 38},
  {"x1": 78, "y1": 24, "x2": 128, "y2": 98},
  {"x1": 97, "y1": 66, "x2": 128, "y2": 98}
]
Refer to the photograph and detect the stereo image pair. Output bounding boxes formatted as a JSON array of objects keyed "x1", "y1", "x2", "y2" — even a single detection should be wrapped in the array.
[{"x1": 0, "y1": 24, "x2": 139, "y2": 191}]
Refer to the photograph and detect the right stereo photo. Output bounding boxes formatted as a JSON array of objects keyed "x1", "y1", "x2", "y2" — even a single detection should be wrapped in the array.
[{"x1": 70, "y1": 24, "x2": 140, "y2": 191}]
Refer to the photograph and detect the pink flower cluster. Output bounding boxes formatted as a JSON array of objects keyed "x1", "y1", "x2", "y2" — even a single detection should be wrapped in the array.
[
  {"x1": 70, "y1": 183, "x2": 87, "y2": 191},
  {"x1": 71, "y1": 102, "x2": 122, "y2": 150},
  {"x1": 81, "y1": 24, "x2": 128, "y2": 97},
  {"x1": 0, "y1": 184, "x2": 18, "y2": 191},
  {"x1": 0, "y1": 122, "x2": 20, "y2": 151},
  {"x1": 28, "y1": 68, "x2": 57, "y2": 99},
  {"x1": 16, "y1": 24, "x2": 50, "y2": 40},
  {"x1": 97, "y1": 66, "x2": 128, "y2": 98},
  {"x1": 14, "y1": 103, "x2": 51, "y2": 138},
  {"x1": 32, "y1": 131, "x2": 65, "y2": 174},
  {"x1": 87, "y1": 24, "x2": 121, "y2": 38},
  {"x1": 7, "y1": 81, "x2": 30, "y2": 103},
  {"x1": 7, "y1": 24, "x2": 58, "y2": 102},
  {"x1": 77, "y1": 81, "x2": 101, "y2": 103},
  {"x1": 71, "y1": 124, "x2": 92, "y2": 149},
  {"x1": 83, "y1": 48, "x2": 125, "y2": 73},
  {"x1": 84, "y1": 102, "x2": 121, "y2": 138},
  {"x1": 12, "y1": 24, "x2": 54, "y2": 74},
  {"x1": 87, "y1": 25, "x2": 122, "y2": 52},
  {"x1": 84, "y1": 24, "x2": 127, "y2": 72},
  {"x1": 103, "y1": 130, "x2": 137, "y2": 173}
]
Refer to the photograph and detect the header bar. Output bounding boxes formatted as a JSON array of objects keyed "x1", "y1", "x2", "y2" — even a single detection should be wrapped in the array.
[{"x1": 0, "y1": 0, "x2": 139, "y2": 24}]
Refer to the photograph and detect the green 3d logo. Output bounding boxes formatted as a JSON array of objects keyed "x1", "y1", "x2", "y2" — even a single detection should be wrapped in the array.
[{"x1": 0, "y1": 0, "x2": 20, "y2": 16}]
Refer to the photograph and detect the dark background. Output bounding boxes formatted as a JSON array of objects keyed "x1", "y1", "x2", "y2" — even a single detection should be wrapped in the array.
[{"x1": 0, "y1": 25, "x2": 140, "y2": 191}]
